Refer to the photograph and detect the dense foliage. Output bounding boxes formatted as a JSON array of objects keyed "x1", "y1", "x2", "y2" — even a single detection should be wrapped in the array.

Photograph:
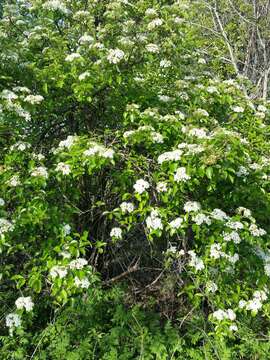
[{"x1": 1, "y1": 0, "x2": 270, "y2": 358}]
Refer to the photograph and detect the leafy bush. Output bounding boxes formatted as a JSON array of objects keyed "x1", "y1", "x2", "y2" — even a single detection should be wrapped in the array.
[{"x1": 1, "y1": 0, "x2": 270, "y2": 358}]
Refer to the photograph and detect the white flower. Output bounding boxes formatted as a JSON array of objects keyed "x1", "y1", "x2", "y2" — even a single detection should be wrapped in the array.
[
  {"x1": 7, "y1": 175, "x2": 21, "y2": 187},
  {"x1": 254, "y1": 290, "x2": 267, "y2": 302},
  {"x1": 207, "y1": 86, "x2": 218, "y2": 94},
  {"x1": 148, "y1": 18, "x2": 163, "y2": 30},
  {"x1": 15, "y1": 297, "x2": 34, "y2": 312},
  {"x1": 110, "y1": 227, "x2": 122, "y2": 239},
  {"x1": 194, "y1": 108, "x2": 209, "y2": 117},
  {"x1": 223, "y1": 231, "x2": 241, "y2": 244},
  {"x1": 193, "y1": 213, "x2": 211, "y2": 226},
  {"x1": 151, "y1": 132, "x2": 164, "y2": 143},
  {"x1": 58, "y1": 136, "x2": 76, "y2": 150},
  {"x1": 31, "y1": 166, "x2": 48, "y2": 178},
  {"x1": 169, "y1": 217, "x2": 183, "y2": 229},
  {"x1": 174, "y1": 167, "x2": 191, "y2": 182},
  {"x1": 236, "y1": 166, "x2": 249, "y2": 177},
  {"x1": 212, "y1": 309, "x2": 236, "y2": 321},
  {"x1": 50, "y1": 265, "x2": 68, "y2": 279},
  {"x1": 65, "y1": 53, "x2": 81, "y2": 62},
  {"x1": 206, "y1": 281, "x2": 218, "y2": 293},
  {"x1": 145, "y1": 43, "x2": 160, "y2": 53},
  {"x1": 63, "y1": 224, "x2": 71, "y2": 235},
  {"x1": 157, "y1": 150, "x2": 183, "y2": 164},
  {"x1": 56, "y1": 162, "x2": 71, "y2": 175},
  {"x1": 107, "y1": 49, "x2": 125, "y2": 64},
  {"x1": 0, "y1": 198, "x2": 5, "y2": 206},
  {"x1": 188, "y1": 250, "x2": 205, "y2": 271},
  {"x1": 211, "y1": 208, "x2": 228, "y2": 221},
  {"x1": 146, "y1": 210, "x2": 163, "y2": 231},
  {"x1": 160, "y1": 59, "x2": 171, "y2": 68},
  {"x1": 238, "y1": 300, "x2": 247, "y2": 309},
  {"x1": 79, "y1": 71, "x2": 90, "y2": 81},
  {"x1": 226, "y1": 253, "x2": 239, "y2": 264},
  {"x1": 43, "y1": 0, "x2": 69, "y2": 14},
  {"x1": 158, "y1": 95, "x2": 172, "y2": 102},
  {"x1": 246, "y1": 298, "x2": 263, "y2": 312},
  {"x1": 10, "y1": 141, "x2": 31, "y2": 151},
  {"x1": 232, "y1": 106, "x2": 244, "y2": 113},
  {"x1": 210, "y1": 243, "x2": 223, "y2": 259},
  {"x1": 24, "y1": 95, "x2": 44, "y2": 104},
  {"x1": 69, "y1": 258, "x2": 88, "y2": 270},
  {"x1": 188, "y1": 128, "x2": 208, "y2": 139},
  {"x1": 133, "y1": 179, "x2": 150, "y2": 194},
  {"x1": 258, "y1": 104, "x2": 267, "y2": 112},
  {"x1": 156, "y1": 182, "x2": 167, "y2": 193},
  {"x1": 184, "y1": 201, "x2": 201, "y2": 213},
  {"x1": 227, "y1": 309, "x2": 236, "y2": 321},
  {"x1": 226, "y1": 221, "x2": 244, "y2": 230},
  {"x1": 229, "y1": 324, "x2": 238, "y2": 332},
  {"x1": 79, "y1": 34, "x2": 94, "y2": 44},
  {"x1": 249, "y1": 224, "x2": 266, "y2": 237},
  {"x1": 236, "y1": 207, "x2": 252, "y2": 218},
  {"x1": 198, "y1": 58, "x2": 206, "y2": 64},
  {"x1": 212, "y1": 309, "x2": 227, "y2": 321},
  {"x1": 6, "y1": 313, "x2": 21, "y2": 328},
  {"x1": 0, "y1": 218, "x2": 14, "y2": 235},
  {"x1": 120, "y1": 202, "x2": 134, "y2": 213},
  {"x1": 74, "y1": 277, "x2": 90, "y2": 289},
  {"x1": 145, "y1": 8, "x2": 157, "y2": 16}
]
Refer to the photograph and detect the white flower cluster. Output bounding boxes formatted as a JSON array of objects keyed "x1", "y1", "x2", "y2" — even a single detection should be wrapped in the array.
[
  {"x1": 211, "y1": 208, "x2": 228, "y2": 221},
  {"x1": 223, "y1": 231, "x2": 241, "y2": 244},
  {"x1": 188, "y1": 250, "x2": 205, "y2": 271},
  {"x1": 156, "y1": 181, "x2": 167, "y2": 193},
  {"x1": 107, "y1": 48, "x2": 125, "y2": 64},
  {"x1": 205, "y1": 281, "x2": 218, "y2": 293},
  {"x1": 0, "y1": 198, "x2": 4, "y2": 206},
  {"x1": 24, "y1": 95, "x2": 44, "y2": 104},
  {"x1": 212, "y1": 308, "x2": 236, "y2": 321},
  {"x1": 79, "y1": 71, "x2": 90, "y2": 81},
  {"x1": 10, "y1": 141, "x2": 31, "y2": 151},
  {"x1": 236, "y1": 166, "x2": 249, "y2": 177},
  {"x1": 6, "y1": 313, "x2": 21, "y2": 329},
  {"x1": 160, "y1": 59, "x2": 171, "y2": 68},
  {"x1": 177, "y1": 142, "x2": 204, "y2": 155},
  {"x1": 145, "y1": 43, "x2": 160, "y2": 53},
  {"x1": 239, "y1": 290, "x2": 268, "y2": 313},
  {"x1": 31, "y1": 166, "x2": 48, "y2": 178},
  {"x1": 146, "y1": 210, "x2": 163, "y2": 231},
  {"x1": 133, "y1": 179, "x2": 150, "y2": 194},
  {"x1": 157, "y1": 149, "x2": 183, "y2": 164},
  {"x1": 83, "y1": 144, "x2": 114, "y2": 159},
  {"x1": 50, "y1": 258, "x2": 88, "y2": 279},
  {"x1": 69, "y1": 258, "x2": 88, "y2": 270},
  {"x1": 120, "y1": 202, "x2": 134, "y2": 213},
  {"x1": 148, "y1": 18, "x2": 163, "y2": 30},
  {"x1": 169, "y1": 217, "x2": 183, "y2": 229},
  {"x1": 50, "y1": 265, "x2": 68, "y2": 279},
  {"x1": 7, "y1": 175, "x2": 21, "y2": 187},
  {"x1": 55, "y1": 162, "x2": 71, "y2": 175},
  {"x1": 79, "y1": 34, "x2": 94, "y2": 44},
  {"x1": 210, "y1": 243, "x2": 239, "y2": 263},
  {"x1": 110, "y1": 227, "x2": 122, "y2": 239},
  {"x1": 0, "y1": 218, "x2": 14, "y2": 235},
  {"x1": 43, "y1": 0, "x2": 69, "y2": 14},
  {"x1": 15, "y1": 296, "x2": 34, "y2": 312},
  {"x1": 184, "y1": 201, "x2": 201, "y2": 213},
  {"x1": 226, "y1": 220, "x2": 244, "y2": 230},
  {"x1": 192, "y1": 213, "x2": 211, "y2": 225},
  {"x1": 74, "y1": 277, "x2": 90, "y2": 289},
  {"x1": 174, "y1": 167, "x2": 191, "y2": 182},
  {"x1": 65, "y1": 53, "x2": 81, "y2": 62},
  {"x1": 249, "y1": 224, "x2": 266, "y2": 237},
  {"x1": 188, "y1": 127, "x2": 208, "y2": 139},
  {"x1": 58, "y1": 135, "x2": 77, "y2": 149}
]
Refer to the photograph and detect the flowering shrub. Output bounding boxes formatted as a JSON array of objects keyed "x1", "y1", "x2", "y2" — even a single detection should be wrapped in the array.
[{"x1": 1, "y1": 0, "x2": 270, "y2": 358}]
